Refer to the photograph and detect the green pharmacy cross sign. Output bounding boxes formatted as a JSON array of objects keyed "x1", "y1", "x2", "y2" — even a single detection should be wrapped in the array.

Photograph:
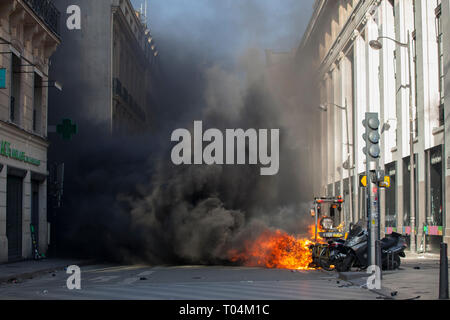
[{"x1": 56, "y1": 119, "x2": 78, "y2": 140}]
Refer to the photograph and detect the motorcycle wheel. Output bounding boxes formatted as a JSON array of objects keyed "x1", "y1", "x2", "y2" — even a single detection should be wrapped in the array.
[
  {"x1": 383, "y1": 254, "x2": 402, "y2": 270},
  {"x1": 394, "y1": 255, "x2": 401, "y2": 269},
  {"x1": 335, "y1": 255, "x2": 353, "y2": 272},
  {"x1": 318, "y1": 247, "x2": 334, "y2": 271}
]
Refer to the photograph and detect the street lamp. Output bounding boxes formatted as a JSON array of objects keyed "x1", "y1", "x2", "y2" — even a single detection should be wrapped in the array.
[
  {"x1": 370, "y1": 32, "x2": 416, "y2": 253},
  {"x1": 381, "y1": 118, "x2": 397, "y2": 135},
  {"x1": 319, "y1": 100, "x2": 354, "y2": 228}
]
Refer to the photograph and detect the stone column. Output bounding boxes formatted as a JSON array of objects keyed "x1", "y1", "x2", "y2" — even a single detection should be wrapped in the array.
[
  {"x1": 353, "y1": 30, "x2": 367, "y2": 220},
  {"x1": 379, "y1": 0, "x2": 397, "y2": 237},
  {"x1": 327, "y1": 71, "x2": 335, "y2": 195},
  {"x1": 0, "y1": 164, "x2": 7, "y2": 263},
  {"x1": 379, "y1": 0, "x2": 396, "y2": 165},
  {"x1": 394, "y1": 0, "x2": 415, "y2": 234},
  {"x1": 320, "y1": 78, "x2": 329, "y2": 195},
  {"x1": 333, "y1": 63, "x2": 342, "y2": 197},
  {"x1": 39, "y1": 180, "x2": 48, "y2": 254}
]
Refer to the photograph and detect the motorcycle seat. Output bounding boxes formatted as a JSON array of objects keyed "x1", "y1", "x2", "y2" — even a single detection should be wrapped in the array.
[{"x1": 381, "y1": 237, "x2": 397, "y2": 249}]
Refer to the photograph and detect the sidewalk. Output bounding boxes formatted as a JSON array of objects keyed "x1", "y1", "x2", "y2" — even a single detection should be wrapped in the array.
[
  {"x1": 339, "y1": 253, "x2": 447, "y2": 300},
  {"x1": 0, "y1": 259, "x2": 93, "y2": 284}
]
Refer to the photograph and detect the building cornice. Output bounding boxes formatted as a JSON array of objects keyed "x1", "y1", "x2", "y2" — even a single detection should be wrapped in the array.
[
  {"x1": 0, "y1": 120, "x2": 49, "y2": 149},
  {"x1": 297, "y1": 0, "x2": 382, "y2": 79},
  {"x1": 318, "y1": 0, "x2": 381, "y2": 77},
  {"x1": 112, "y1": 6, "x2": 153, "y2": 67},
  {"x1": 297, "y1": 0, "x2": 328, "y2": 55}
]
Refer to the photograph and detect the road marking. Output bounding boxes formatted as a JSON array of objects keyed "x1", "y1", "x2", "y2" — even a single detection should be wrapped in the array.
[
  {"x1": 137, "y1": 271, "x2": 154, "y2": 277},
  {"x1": 120, "y1": 278, "x2": 139, "y2": 285},
  {"x1": 87, "y1": 265, "x2": 150, "y2": 273},
  {"x1": 90, "y1": 276, "x2": 120, "y2": 283}
]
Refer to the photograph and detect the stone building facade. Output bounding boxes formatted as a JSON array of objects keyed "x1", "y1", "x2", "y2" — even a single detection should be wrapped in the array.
[
  {"x1": 49, "y1": 0, "x2": 157, "y2": 135},
  {"x1": 0, "y1": 0, "x2": 60, "y2": 262},
  {"x1": 298, "y1": 0, "x2": 450, "y2": 251}
]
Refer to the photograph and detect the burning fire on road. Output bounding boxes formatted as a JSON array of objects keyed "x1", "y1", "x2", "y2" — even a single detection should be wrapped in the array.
[{"x1": 228, "y1": 226, "x2": 321, "y2": 270}]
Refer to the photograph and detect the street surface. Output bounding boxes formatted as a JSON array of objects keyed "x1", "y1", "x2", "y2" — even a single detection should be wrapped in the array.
[
  {"x1": 378, "y1": 257, "x2": 445, "y2": 300},
  {"x1": 0, "y1": 264, "x2": 381, "y2": 300}
]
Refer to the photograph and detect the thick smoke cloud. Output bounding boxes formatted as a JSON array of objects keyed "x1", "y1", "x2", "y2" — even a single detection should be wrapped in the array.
[{"x1": 53, "y1": 0, "x2": 319, "y2": 264}]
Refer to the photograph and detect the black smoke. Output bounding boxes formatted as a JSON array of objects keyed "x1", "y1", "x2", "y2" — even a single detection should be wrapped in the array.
[{"x1": 49, "y1": 0, "x2": 320, "y2": 264}]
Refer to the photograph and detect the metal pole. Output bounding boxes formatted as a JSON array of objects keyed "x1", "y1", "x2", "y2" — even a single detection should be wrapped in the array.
[
  {"x1": 407, "y1": 31, "x2": 416, "y2": 253},
  {"x1": 368, "y1": 161, "x2": 378, "y2": 266},
  {"x1": 439, "y1": 242, "x2": 449, "y2": 299},
  {"x1": 345, "y1": 99, "x2": 354, "y2": 226},
  {"x1": 315, "y1": 202, "x2": 318, "y2": 243},
  {"x1": 365, "y1": 113, "x2": 371, "y2": 265},
  {"x1": 375, "y1": 240, "x2": 383, "y2": 279}
]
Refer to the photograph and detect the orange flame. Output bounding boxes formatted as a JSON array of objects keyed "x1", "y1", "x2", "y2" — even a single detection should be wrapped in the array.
[
  {"x1": 308, "y1": 224, "x2": 325, "y2": 243},
  {"x1": 228, "y1": 229, "x2": 314, "y2": 270}
]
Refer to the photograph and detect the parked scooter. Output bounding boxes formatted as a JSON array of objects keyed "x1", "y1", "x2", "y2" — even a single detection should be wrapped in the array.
[{"x1": 329, "y1": 221, "x2": 407, "y2": 272}]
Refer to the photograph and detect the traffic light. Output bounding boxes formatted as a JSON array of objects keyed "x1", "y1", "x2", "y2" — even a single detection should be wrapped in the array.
[{"x1": 362, "y1": 113, "x2": 380, "y2": 160}]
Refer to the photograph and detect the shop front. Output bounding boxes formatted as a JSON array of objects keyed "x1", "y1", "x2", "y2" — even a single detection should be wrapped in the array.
[
  {"x1": 0, "y1": 129, "x2": 48, "y2": 263},
  {"x1": 402, "y1": 154, "x2": 418, "y2": 247},
  {"x1": 384, "y1": 162, "x2": 397, "y2": 234},
  {"x1": 424, "y1": 145, "x2": 444, "y2": 253}
]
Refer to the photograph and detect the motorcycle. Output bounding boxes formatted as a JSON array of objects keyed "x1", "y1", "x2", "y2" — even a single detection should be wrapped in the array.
[{"x1": 329, "y1": 221, "x2": 407, "y2": 272}]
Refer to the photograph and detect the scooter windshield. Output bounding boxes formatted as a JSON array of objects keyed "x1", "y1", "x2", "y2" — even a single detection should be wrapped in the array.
[{"x1": 348, "y1": 220, "x2": 366, "y2": 238}]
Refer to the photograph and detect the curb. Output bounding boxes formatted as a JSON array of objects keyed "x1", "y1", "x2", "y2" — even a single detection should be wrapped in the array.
[{"x1": 0, "y1": 260, "x2": 96, "y2": 284}]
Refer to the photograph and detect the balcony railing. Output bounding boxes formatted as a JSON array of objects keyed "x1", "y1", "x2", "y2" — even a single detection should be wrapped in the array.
[
  {"x1": 113, "y1": 78, "x2": 146, "y2": 121},
  {"x1": 23, "y1": 0, "x2": 60, "y2": 37}
]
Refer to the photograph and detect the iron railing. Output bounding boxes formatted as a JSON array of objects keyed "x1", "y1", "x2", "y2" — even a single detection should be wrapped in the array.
[
  {"x1": 23, "y1": 0, "x2": 60, "y2": 37},
  {"x1": 113, "y1": 78, "x2": 147, "y2": 121}
]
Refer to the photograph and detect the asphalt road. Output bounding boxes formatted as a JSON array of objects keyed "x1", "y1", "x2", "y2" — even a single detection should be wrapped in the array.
[{"x1": 0, "y1": 264, "x2": 381, "y2": 300}]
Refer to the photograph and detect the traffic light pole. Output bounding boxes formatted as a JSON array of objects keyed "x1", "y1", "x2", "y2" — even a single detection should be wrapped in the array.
[
  {"x1": 367, "y1": 161, "x2": 379, "y2": 267},
  {"x1": 363, "y1": 112, "x2": 381, "y2": 268}
]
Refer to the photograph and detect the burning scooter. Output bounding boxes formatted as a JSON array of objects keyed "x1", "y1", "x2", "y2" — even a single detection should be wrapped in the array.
[{"x1": 309, "y1": 196, "x2": 346, "y2": 270}]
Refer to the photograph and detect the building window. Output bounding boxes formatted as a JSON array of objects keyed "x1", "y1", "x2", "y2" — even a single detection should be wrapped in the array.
[
  {"x1": 403, "y1": 155, "x2": 418, "y2": 227},
  {"x1": 33, "y1": 73, "x2": 42, "y2": 134},
  {"x1": 412, "y1": 29, "x2": 418, "y2": 138},
  {"x1": 385, "y1": 162, "x2": 397, "y2": 228},
  {"x1": 11, "y1": 53, "x2": 21, "y2": 124},
  {"x1": 436, "y1": 2, "x2": 444, "y2": 127},
  {"x1": 427, "y1": 146, "x2": 443, "y2": 227}
]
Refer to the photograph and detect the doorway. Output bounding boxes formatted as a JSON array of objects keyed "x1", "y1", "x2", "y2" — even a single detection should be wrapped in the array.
[
  {"x1": 31, "y1": 181, "x2": 40, "y2": 248},
  {"x1": 6, "y1": 175, "x2": 23, "y2": 261}
]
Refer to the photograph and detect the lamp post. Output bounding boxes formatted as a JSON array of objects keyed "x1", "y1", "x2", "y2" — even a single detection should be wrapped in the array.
[
  {"x1": 319, "y1": 100, "x2": 354, "y2": 228},
  {"x1": 370, "y1": 32, "x2": 416, "y2": 253}
]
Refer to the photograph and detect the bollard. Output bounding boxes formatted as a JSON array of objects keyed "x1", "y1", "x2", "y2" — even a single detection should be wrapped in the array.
[
  {"x1": 375, "y1": 240, "x2": 383, "y2": 280},
  {"x1": 439, "y1": 243, "x2": 449, "y2": 300}
]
